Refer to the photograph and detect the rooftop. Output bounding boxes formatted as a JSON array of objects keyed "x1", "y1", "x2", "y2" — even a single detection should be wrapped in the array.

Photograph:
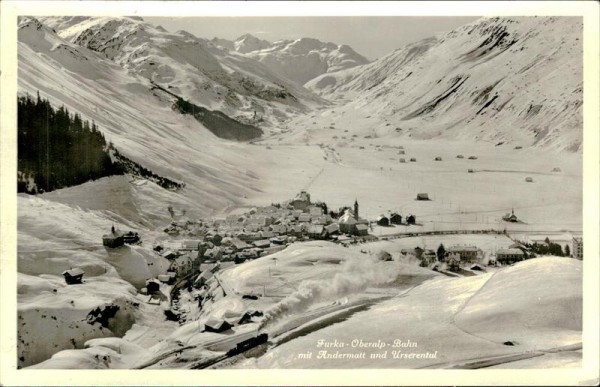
[{"x1": 62, "y1": 268, "x2": 84, "y2": 277}]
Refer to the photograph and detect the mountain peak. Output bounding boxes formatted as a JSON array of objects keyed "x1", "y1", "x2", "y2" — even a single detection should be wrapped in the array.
[{"x1": 234, "y1": 34, "x2": 271, "y2": 53}]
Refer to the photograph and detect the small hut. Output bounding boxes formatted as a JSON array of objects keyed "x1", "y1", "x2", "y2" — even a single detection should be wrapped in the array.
[
  {"x1": 502, "y1": 209, "x2": 518, "y2": 223},
  {"x1": 416, "y1": 193, "x2": 430, "y2": 201},
  {"x1": 399, "y1": 158, "x2": 406, "y2": 163},
  {"x1": 376, "y1": 215, "x2": 389, "y2": 226},
  {"x1": 434, "y1": 157, "x2": 442, "y2": 161},
  {"x1": 390, "y1": 213, "x2": 402, "y2": 225},
  {"x1": 238, "y1": 310, "x2": 264, "y2": 325},
  {"x1": 377, "y1": 251, "x2": 393, "y2": 261},
  {"x1": 355, "y1": 224, "x2": 369, "y2": 236},
  {"x1": 308, "y1": 225, "x2": 325, "y2": 239},
  {"x1": 410, "y1": 158, "x2": 417, "y2": 162},
  {"x1": 62, "y1": 268, "x2": 84, "y2": 285},
  {"x1": 102, "y1": 228, "x2": 124, "y2": 248},
  {"x1": 456, "y1": 155, "x2": 464, "y2": 159},
  {"x1": 406, "y1": 215, "x2": 416, "y2": 225},
  {"x1": 468, "y1": 156, "x2": 478, "y2": 160},
  {"x1": 146, "y1": 279, "x2": 160, "y2": 294},
  {"x1": 204, "y1": 316, "x2": 233, "y2": 333},
  {"x1": 525, "y1": 177, "x2": 533, "y2": 182}
]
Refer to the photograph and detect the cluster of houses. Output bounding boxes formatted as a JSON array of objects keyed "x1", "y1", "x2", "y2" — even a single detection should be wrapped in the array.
[
  {"x1": 401, "y1": 245, "x2": 486, "y2": 271},
  {"x1": 375, "y1": 213, "x2": 417, "y2": 227},
  {"x1": 157, "y1": 191, "x2": 386, "y2": 270},
  {"x1": 399, "y1": 242, "x2": 529, "y2": 272}
]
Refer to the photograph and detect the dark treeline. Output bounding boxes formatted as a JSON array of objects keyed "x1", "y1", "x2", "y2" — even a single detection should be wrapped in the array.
[
  {"x1": 525, "y1": 238, "x2": 569, "y2": 257},
  {"x1": 174, "y1": 97, "x2": 263, "y2": 141},
  {"x1": 18, "y1": 92, "x2": 184, "y2": 193},
  {"x1": 18, "y1": 92, "x2": 124, "y2": 193},
  {"x1": 150, "y1": 83, "x2": 262, "y2": 142}
]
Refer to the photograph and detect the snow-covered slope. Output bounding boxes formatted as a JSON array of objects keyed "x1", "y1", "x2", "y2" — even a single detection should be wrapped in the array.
[
  {"x1": 18, "y1": 16, "x2": 290, "y2": 218},
  {"x1": 214, "y1": 34, "x2": 370, "y2": 85},
  {"x1": 304, "y1": 17, "x2": 582, "y2": 151},
  {"x1": 16, "y1": 190, "x2": 171, "y2": 368},
  {"x1": 37, "y1": 16, "x2": 325, "y2": 124},
  {"x1": 246, "y1": 257, "x2": 582, "y2": 368}
]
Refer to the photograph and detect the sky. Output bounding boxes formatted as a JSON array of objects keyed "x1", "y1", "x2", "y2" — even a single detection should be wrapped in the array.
[{"x1": 145, "y1": 17, "x2": 479, "y2": 60}]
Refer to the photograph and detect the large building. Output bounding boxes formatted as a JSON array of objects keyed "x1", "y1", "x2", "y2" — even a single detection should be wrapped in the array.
[
  {"x1": 572, "y1": 237, "x2": 583, "y2": 259},
  {"x1": 290, "y1": 190, "x2": 311, "y2": 210},
  {"x1": 496, "y1": 248, "x2": 525, "y2": 264},
  {"x1": 338, "y1": 200, "x2": 369, "y2": 236},
  {"x1": 446, "y1": 246, "x2": 480, "y2": 263}
]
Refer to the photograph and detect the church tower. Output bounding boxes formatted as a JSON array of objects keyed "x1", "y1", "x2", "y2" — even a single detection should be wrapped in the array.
[{"x1": 354, "y1": 199, "x2": 359, "y2": 220}]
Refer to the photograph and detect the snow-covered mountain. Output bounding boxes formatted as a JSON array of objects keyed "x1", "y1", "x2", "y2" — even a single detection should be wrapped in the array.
[
  {"x1": 304, "y1": 17, "x2": 582, "y2": 151},
  {"x1": 233, "y1": 33, "x2": 272, "y2": 54},
  {"x1": 212, "y1": 34, "x2": 370, "y2": 85},
  {"x1": 37, "y1": 16, "x2": 325, "y2": 125},
  {"x1": 19, "y1": 16, "x2": 280, "y2": 217}
]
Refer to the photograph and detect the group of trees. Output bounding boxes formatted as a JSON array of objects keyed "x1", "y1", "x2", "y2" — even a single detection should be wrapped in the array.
[
  {"x1": 111, "y1": 147, "x2": 185, "y2": 191},
  {"x1": 173, "y1": 95, "x2": 263, "y2": 141},
  {"x1": 18, "y1": 92, "x2": 185, "y2": 194},
  {"x1": 525, "y1": 237, "x2": 570, "y2": 257},
  {"x1": 18, "y1": 92, "x2": 124, "y2": 193}
]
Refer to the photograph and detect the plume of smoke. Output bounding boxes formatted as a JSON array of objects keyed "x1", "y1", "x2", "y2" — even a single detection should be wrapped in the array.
[{"x1": 259, "y1": 255, "x2": 400, "y2": 330}]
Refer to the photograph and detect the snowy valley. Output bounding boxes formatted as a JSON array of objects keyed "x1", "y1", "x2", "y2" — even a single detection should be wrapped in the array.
[{"x1": 15, "y1": 15, "x2": 584, "y2": 370}]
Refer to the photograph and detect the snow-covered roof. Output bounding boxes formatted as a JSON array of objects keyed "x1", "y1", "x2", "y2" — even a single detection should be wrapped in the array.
[
  {"x1": 298, "y1": 213, "x2": 311, "y2": 222},
  {"x1": 253, "y1": 239, "x2": 271, "y2": 248},
  {"x1": 339, "y1": 210, "x2": 357, "y2": 224},
  {"x1": 204, "y1": 316, "x2": 230, "y2": 330},
  {"x1": 181, "y1": 240, "x2": 202, "y2": 249},
  {"x1": 497, "y1": 248, "x2": 525, "y2": 255},
  {"x1": 448, "y1": 245, "x2": 479, "y2": 252},
  {"x1": 307, "y1": 225, "x2": 324, "y2": 233},
  {"x1": 157, "y1": 274, "x2": 171, "y2": 282},
  {"x1": 293, "y1": 190, "x2": 310, "y2": 202},
  {"x1": 62, "y1": 268, "x2": 84, "y2": 277},
  {"x1": 231, "y1": 238, "x2": 250, "y2": 250},
  {"x1": 194, "y1": 270, "x2": 214, "y2": 283},
  {"x1": 325, "y1": 223, "x2": 339, "y2": 233},
  {"x1": 102, "y1": 230, "x2": 124, "y2": 239}
]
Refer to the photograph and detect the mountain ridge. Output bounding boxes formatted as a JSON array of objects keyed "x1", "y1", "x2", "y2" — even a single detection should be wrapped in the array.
[
  {"x1": 211, "y1": 33, "x2": 370, "y2": 85},
  {"x1": 302, "y1": 16, "x2": 582, "y2": 152},
  {"x1": 38, "y1": 16, "x2": 325, "y2": 127}
]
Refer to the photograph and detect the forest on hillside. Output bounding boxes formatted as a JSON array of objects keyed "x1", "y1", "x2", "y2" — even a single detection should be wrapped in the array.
[
  {"x1": 17, "y1": 92, "x2": 124, "y2": 193},
  {"x1": 18, "y1": 93, "x2": 184, "y2": 193}
]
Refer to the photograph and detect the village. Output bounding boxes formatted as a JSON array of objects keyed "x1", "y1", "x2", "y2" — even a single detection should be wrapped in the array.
[{"x1": 82, "y1": 190, "x2": 584, "y2": 312}]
